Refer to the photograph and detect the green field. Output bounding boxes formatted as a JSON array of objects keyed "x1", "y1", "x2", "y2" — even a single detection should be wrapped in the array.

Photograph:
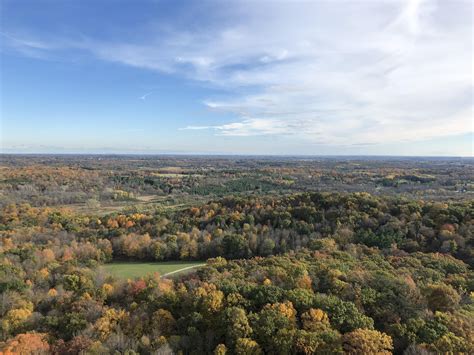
[{"x1": 103, "y1": 261, "x2": 205, "y2": 279}]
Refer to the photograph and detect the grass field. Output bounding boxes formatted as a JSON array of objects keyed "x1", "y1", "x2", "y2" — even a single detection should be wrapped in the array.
[
  {"x1": 65, "y1": 194, "x2": 211, "y2": 216},
  {"x1": 103, "y1": 261, "x2": 205, "y2": 279}
]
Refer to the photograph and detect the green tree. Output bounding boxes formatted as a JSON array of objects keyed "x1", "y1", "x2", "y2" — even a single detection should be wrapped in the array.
[
  {"x1": 235, "y1": 338, "x2": 262, "y2": 355},
  {"x1": 222, "y1": 307, "x2": 252, "y2": 347},
  {"x1": 222, "y1": 234, "x2": 250, "y2": 259}
]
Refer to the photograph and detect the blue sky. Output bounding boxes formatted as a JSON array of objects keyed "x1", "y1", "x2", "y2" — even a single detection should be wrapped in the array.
[{"x1": 1, "y1": 0, "x2": 472, "y2": 156}]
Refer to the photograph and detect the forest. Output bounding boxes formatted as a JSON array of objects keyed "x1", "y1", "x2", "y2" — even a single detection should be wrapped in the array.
[{"x1": 0, "y1": 155, "x2": 473, "y2": 354}]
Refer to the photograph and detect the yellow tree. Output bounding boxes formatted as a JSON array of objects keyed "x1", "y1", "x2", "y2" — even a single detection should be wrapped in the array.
[
  {"x1": 343, "y1": 328, "x2": 393, "y2": 354},
  {"x1": 301, "y1": 308, "x2": 330, "y2": 331}
]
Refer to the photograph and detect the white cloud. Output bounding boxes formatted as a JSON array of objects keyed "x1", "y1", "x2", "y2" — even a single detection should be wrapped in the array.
[{"x1": 3, "y1": 0, "x2": 473, "y2": 147}]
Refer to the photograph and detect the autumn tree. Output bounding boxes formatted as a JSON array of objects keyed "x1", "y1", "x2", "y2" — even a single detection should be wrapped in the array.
[
  {"x1": 342, "y1": 329, "x2": 393, "y2": 354},
  {"x1": 0, "y1": 332, "x2": 50, "y2": 354},
  {"x1": 425, "y1": 284, "x2": 461, "y2": 312}
]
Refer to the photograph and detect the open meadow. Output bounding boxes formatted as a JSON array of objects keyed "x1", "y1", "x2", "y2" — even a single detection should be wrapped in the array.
[{"x1": 103, "y1": 261, "x2": 205, "y2": 279}]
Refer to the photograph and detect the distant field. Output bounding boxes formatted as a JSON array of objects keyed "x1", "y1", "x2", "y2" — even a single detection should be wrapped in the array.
[
  {"x1": 61, "y1": 193, "x2": 212, "y2": 216},
  {"x1": 103, "y1": 261, "x2": 205, "y2": 279}
]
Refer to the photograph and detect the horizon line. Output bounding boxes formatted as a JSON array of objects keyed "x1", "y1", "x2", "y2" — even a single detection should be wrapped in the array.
[{"x1": 1, "y1": 152, "x2": 473, "y2": 159}]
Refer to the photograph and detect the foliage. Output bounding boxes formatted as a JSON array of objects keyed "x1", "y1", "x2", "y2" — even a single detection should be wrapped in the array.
[{"x1": 0, "y1": 158, "x2": 472, "y2": 355}]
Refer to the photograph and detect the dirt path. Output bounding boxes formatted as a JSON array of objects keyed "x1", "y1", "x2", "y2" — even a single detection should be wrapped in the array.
[{"x1": 161, "y1": 264, "x2": 206, "y2": 278}]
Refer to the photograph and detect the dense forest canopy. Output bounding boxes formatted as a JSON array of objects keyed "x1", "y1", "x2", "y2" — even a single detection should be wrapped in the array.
[
  {"x1": 1, "y1": 155, "x2": 472, "y2": 207},
  {"x1": 0, "y1": 156, "x2": 473, "y2": 354}
]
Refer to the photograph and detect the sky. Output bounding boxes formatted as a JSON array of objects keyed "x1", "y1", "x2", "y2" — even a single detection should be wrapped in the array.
[{"x1": 0, "y1": 0, "x2": 472, "y2": 156}]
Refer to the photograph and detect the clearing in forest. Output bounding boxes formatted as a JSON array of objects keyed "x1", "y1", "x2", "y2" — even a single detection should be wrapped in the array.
[{"x1": 103, "y1": 261, "x2": 205, "y2": 279}]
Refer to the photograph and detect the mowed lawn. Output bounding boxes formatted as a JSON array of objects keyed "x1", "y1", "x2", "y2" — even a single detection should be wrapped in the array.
[{"x1": 103, "y1": 261, "x2": 205, "y2": 279}]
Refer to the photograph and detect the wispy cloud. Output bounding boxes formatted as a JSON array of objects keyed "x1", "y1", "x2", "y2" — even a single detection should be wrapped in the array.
[
  {"x1": 184, "y1": 118, "x2": 301, "y2": 137},
  {"x1": 1, "y1": 32, "x2": 50, "y2": 49},
  {"x1": 1, "y1": 31, "x2": 54, "y2": 59},
  {"x1": 3, "y1": 0, "x2": 472, "y2": 146},
  {"x1": 139, "y1": 92, "x2": 153, "y2": 100}
]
